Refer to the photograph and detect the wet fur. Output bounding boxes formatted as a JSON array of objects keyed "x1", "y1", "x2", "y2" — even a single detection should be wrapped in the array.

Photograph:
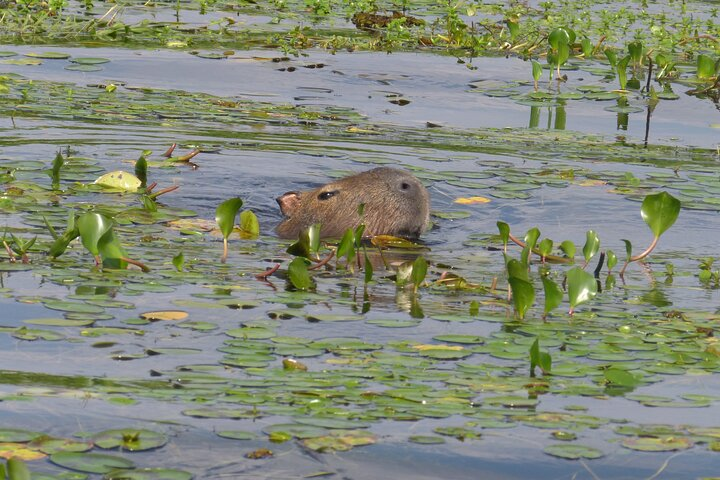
[{"x1": 276, "y1": 167, "x2": 430, "y2": 239}]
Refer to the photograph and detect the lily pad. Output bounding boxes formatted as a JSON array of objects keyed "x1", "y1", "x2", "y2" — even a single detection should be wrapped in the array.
[
  {"x1": 50, "y1": 452, "x2": 134, "y2": 474},
  {"x1": 544, "y1": 444, "x2": 604, "y2": 459}
]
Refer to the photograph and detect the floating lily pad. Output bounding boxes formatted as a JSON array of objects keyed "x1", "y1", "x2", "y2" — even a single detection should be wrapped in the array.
[
  {"x1": 92, "y1": 429, "x2": 168, "y2": 451},
  {"x1": 544, "y1": 444, "x2": 604, "y2": 459},
  {"x1": 25, "y1": 52, "x2": 71, "y2": 59},
  {"x1": 217, "y1": 431, "x2": 256, "y2": 441},
  {"x1": 621, "y1": 436, "x2": 693, "y2": 451},
  {"x1": 65, "y1": 64, "x2": 104, "y2": 72},
  {"x1": 301, "y1": 430, "x2": 376, "y2": 452},
  {"x1": 409, "y1": 435, "x2": 445, "y2": 444},
  {"x1": 70, "y1": 57, "x2": 111, "y2": 65},
  {"x1": 50, "y1": 452, "x2": 134, "y2": 474},
  {"x1": 105, "y1": 468, "x2": 193, "y2": 480}
]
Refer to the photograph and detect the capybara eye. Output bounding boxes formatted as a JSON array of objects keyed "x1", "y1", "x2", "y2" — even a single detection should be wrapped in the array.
[
  {"x1": 401, "y1": 182, "x2": 410, "y2": 190},
  {"x1": 318, "y1": 190, "x2": 337, "y2": 200}
]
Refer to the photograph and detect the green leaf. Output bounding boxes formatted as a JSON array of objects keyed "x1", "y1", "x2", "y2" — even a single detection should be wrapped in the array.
[
  {"x1": 288, "y1": 257, "x2": 312, "y2": 290},
  {"x1": 239, "y1": 210, "x2": 259, "y2": 238},
  {"x1": 628, "y1": 40, "x2": 643, "y2": 65},
  {"x1": 566, "y1": 267, "x2": 597, "y2": 311},
  {"x1": 559, "y1": 240, "x2": 575, "y2": 260},
  {"x1": 617, "y1": 55, "x2": 631, "y2": 89},
  {"x1": 496, "y1": 221, "x2": 510, "y2": 248},
  {"x1": 621, "y1": 239, "x2": 633, "y2": 260},
  {"x1": 77, "y1": 212, "x2": 114, "y2": 256},
  {"x1": 606, "y1": 250, "x2": 618, "y2": 271},
  {"x1": 506, "y1": 258, "x2": 529, "y2": 282},
  {"x1": 7, "y1": 457, "x2": 30, "y2": 480},
  {"x1": 336, "y1": 228, "x2": 355, "y2": 266},
  {"x1": 529, "y1": 338, "x2": 552, "y2": 375},
  {"x1": 172, "y1": 252, "x2": 184, "y2": 272},
  {"x1": 548, "y1": 28, "x2": 570, "y2": 50},
  {"x1": 508, "y1": 277, "x2": 534, "y2": 320},
  {"x1": 95, "y1": 171, "x2": 142, "y2": 191},
  {"x1": 411, "y1": 255, "x2": 427, "y2": 291},
  {"x1": 538, "y1": 238, "x2": 553, "y2": 258},
  {"x1": 50, "y1": 151, "x2": 63, "y2": 189},
  {"x1": 640, "y1": 191, "x2": 680, "y2": 238},
  {"x1": 134, "y1": 152, "x2": 148, "y2": 188},
  {"x1": 582, "y1": 230, "x2": 600, "y2": 263},
  {"x1": 604, "y1": 47, "x2": 617, "y2": 67},
  {"x1": 580, "y1": 37, "x2": 592, "y2": 57},
  {"x1": 48, "y1": 211, "x2": 79, "y2": 258},
  {"x1": 604, "y1": 367, "x2": 640, "y2": 387},
  {"x1": 531, "y1": 60, "x2": 542, "y2": 81},
  {"x1": 696, "y1": 54, "x2": 716, "y2": 80},
  {"x1": 97, "y1": 227, "x2": 128, "y2": 268},
  {"x1": 215, "y1": 198, "x2": 243, "y2": 240},
  {"x1": 363, "y1": 253, "x2": 373, "y2": 284},
  {"x1": 541, "y1": 276, "x2": 563, "y2": 316}
]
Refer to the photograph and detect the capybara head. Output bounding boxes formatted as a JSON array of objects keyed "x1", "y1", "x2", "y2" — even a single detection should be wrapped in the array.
[{"x1": 276, "y1": 167, "x2": 430, "y2": 239}]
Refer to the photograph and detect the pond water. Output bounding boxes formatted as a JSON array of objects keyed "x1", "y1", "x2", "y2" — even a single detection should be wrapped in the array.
[{"x1": 0, "y1": 10, "x2": 720, "y2": 480}]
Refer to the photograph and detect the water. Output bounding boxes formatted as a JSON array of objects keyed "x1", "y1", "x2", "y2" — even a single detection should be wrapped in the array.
[{"x1": 0, "y1": 36, "x2": 719, "y2": 480}]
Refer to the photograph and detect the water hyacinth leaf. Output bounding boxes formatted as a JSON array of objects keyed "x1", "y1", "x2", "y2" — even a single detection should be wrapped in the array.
[
  {"x1": 172, "y1": 252, "x2": 184, "y2": 272},
  {"x1": 77, "y1": 213, "x2": 114, "y2": 256},
  {"x1": 336, "y1": 228, "x2": 355, "y2": 266},
  {"x1": 7, "y1": 457, "x2": 31, "y2": 480},
  {"x1": 529, "y1": 338, "x2": 552, "y2": 375},
  {"x1": 411, "y1": 255, "x2": 427, "y2": 291},
  {"x1": 696, "y1": 54, "x2": 716, "y2": 80},
  {"x1": 548, "y1": 28, "x2": 570, "y2": 51},
  {"x1": 287, "y1": 223, "x2": 321, "y2": 259},
  {"x1": 50, "y1": 452, "x2": 134, "y2": 474},
  {"x1": 538, "y1": 238, "x2": 553, "y2": 259},
  {"x1": 97, "y1": 228, "x2": 128, "y2": 268},
  {"x1": 508, "y1": 277, "x2": 534, "y2": 320},
  {"x1": 621, "y1": 239, "x2": 632, "y2": 260},
  {"x1": 288, "y1": 257, "x2": 312, "y2": 290},
  {"x1": 364, "y1": 253, "x2": 373, "y2": 284},
  {"x1": 50, "y1": 151, "x2": 63, "y2": 189},
  {"x1": 506, "y1": 258, "x2": 529, "y2": 282},
  {"x1": 94, "y1": 171, "x2": 142, "y2": 191},
  {"x1": 582, "y1": 230, "x2": 599, "y2": 263},
  {"x1": 541, "y1": 276, "x2": 563, "y2": 317},
  {"x1": 641, "y1": 191, "x2": 680, "y2": 238},
  {"x1": 239, "y1": 210, "x2": 259, "y2": 238},
  {"x1": 496, "y1": 221, "x2": 510, "y2": 249},
  {"x1": 566, "y1": 267, "x2": 597, "y2": 311},
  {"x1": 524, "y1": 228, "x2": 540, "y2": 251},
  {"x1": 559, "y1": 240, "x2": 575, "y2": 260},
  {"x1": 134, "y1": 152, "x2": 148, "y2": 188},
  {"x1": 605, "y1": 48, "x2": 617, "y2": 67},
  {"x1": 628, "y1": 40, "x2": 643, "y2": 66},
  {"x1": 531, "y1": 60, "x2": 542, "y2": 82},
  {"x1": 215, "y1": 198, "x2": 243, "y2": 239},
  {"x1": 617, "y1": 55, "x2": 630, "y2": 90},
  {"x1": 605, "y1": 249, "x2": 617, "y2": 271}
]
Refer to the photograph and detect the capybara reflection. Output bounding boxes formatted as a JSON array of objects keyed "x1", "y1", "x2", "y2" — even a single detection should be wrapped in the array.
[{"x1": 276, "y1": 167, "x2": 430, "y2": 239}]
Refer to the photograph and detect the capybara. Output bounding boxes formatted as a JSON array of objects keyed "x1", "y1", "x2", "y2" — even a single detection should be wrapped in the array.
[{"x1": 276, "y1": 167, "x2": 430, "y2": 239}]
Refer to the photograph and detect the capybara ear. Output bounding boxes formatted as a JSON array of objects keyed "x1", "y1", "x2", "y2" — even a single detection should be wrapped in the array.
[{"x1": 276, "y1": 191, "x2": 301, "y2": 216}]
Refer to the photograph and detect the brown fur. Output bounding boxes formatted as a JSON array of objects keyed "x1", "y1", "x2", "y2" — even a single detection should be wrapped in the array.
[{"x1": 276, "y1": 167, "x2": 430, "y2": 239}]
